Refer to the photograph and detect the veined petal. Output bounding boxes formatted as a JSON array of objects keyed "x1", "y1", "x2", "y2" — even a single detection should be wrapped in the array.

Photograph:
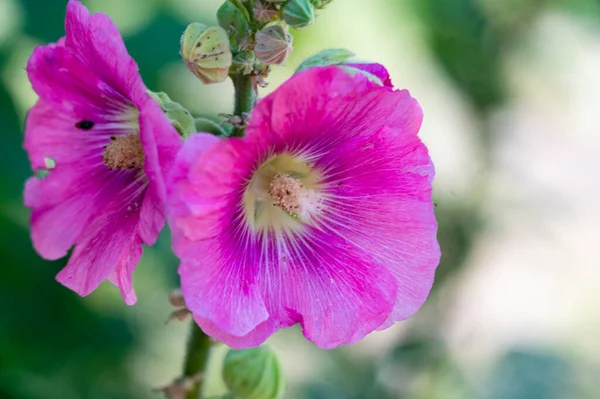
[
  {"x1": 55, "y1": 170, "x2": 147, "y2": 304},
  {"x1": 64, "y1": 0, "x2": 146, "y2": 105}
]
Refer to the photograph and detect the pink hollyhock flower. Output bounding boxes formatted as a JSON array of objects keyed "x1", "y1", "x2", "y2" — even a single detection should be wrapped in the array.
[
  {"x1": 169, "y1": 66, "x2": 440, "y2": 349},
  {"x1": 24, "y1": 0, "x2": 181, "y2": 305}
]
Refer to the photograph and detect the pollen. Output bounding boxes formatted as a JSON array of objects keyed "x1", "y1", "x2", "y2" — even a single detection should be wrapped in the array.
[
  {"x1": 102, "y1": 134, "x2": 144, "y2": 170},
  {"x1": 269, "y1": 174, "x2": 304, "y2": 214},
  {"x1": 268, "y1": 174, "x2": 321, "y2": 221}
]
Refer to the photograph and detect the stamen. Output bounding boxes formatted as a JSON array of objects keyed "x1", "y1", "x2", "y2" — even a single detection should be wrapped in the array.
[
  {"x1": 268, "y1": 174, "x2": 321, "y2": 220},
  {"x1": 102, "y1": 134, "x2": 144, "y2": 170}
]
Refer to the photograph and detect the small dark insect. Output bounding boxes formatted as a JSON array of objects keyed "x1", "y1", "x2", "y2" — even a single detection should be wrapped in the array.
[{"x1": 76, "y1": 120, "x2": 94, "y2": 130}]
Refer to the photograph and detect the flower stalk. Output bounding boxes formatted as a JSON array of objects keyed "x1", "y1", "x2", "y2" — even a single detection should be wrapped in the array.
[
  {"x1": 231, "y1": 73, "x2": 257, "y2": 137},
  {"x1": 183, "y1": 322, "x2": 212, "y2": 399}
]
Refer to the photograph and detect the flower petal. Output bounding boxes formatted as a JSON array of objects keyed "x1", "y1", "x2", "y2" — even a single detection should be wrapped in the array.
[
  {"x1": 249, "y1": 66, "x2": 422, "y2": 149},
  {"x1": 193, "y1": 315, "x2": 284, "y2": 350},
  {"x1": 258, "y1": 231, "x2": 398, "y2": 349},
  {"x1": 171, "y1": 134, "x2": 269, "y2": 336},
  {"x1": 345, "y1": 62, "x2": 393, "y2": 87},
  {"x1": 55, "y1": 174, "x2": 146, "y2": 303},
  {"x1": 25, "y1": 172, "x2": 92, "y2": 260},
  {"x1": 64, "y1": 0, "x2": 146, "y2": 105}
]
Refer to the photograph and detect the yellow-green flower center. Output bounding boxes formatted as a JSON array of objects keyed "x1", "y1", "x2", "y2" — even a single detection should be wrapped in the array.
[{"x1": 243, "y1": 153, "x2": 323, "y2": 233}]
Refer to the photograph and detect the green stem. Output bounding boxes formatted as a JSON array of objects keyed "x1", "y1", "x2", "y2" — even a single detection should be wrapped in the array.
[
  {"x1": 230, "y1": 73, "x2": 257, "y2": 137},
  {"x1": 183, "y1": 322, "x2": 212, "y2": 399}
]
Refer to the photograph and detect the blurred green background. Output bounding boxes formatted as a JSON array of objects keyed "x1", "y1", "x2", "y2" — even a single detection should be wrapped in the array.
[{"x1": 2, "y1": 0, "x2": 600, "y2": 398}]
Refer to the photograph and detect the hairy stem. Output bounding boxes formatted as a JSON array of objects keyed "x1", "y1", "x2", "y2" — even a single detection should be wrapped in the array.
[
  {"x1": 183, "y1": 322, "x2": 212, "y2": 399},
  {"x1": 231, "y1": 73, "x2": 257, "y2": 137}
]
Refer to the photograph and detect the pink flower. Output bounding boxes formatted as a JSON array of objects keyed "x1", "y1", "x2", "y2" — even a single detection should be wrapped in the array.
[
  {"x1": 168, "y1": 66, "x2": 440, "y2": 349},
  {"x1": 24, "y1": 0, "x2": 181, "y2": 305}
]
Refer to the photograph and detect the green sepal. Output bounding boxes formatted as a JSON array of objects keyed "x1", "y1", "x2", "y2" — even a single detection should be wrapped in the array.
[
  {"x1": 232, "y1": 50, "x2": 256, "y2": 75},
  {"x1": 296, "y1": 48, "x2": 355, "y2": 72},
  {"x1": 149, "y1": 91, "x2": 196, "y2": 138},
  {"x1": 194, "y1": 117, "x2": 230, "y2": 137}
]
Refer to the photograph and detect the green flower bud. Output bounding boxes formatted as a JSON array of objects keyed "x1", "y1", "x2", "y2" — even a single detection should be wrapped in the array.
[
  {"x1": 296, "y1": 48, "x2": 355, "y2": 72},
  {"x1": 223, "y1": 346, "x2": 285, "y2": 399},
  {"x1": 217, "y1": 1, "x2": 250, "y2": 47},
  {"x1": 149, "y1": 91, "x2": 196, "y2": 137},
  {"x1": 282, "y1": 0, "x2": 315, "y2": 28},
  {"x1": 181, "y1": 23, "x2": 232, "y2": 85},
  {"x1": 255, "y1": 25, "x2": 293, "y2": 65},
  {"x1": 232, "y1": 50, "x2": 256, "y2": 75}
]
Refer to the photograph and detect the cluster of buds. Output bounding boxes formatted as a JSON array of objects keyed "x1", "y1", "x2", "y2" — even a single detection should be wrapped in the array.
[{"x1": 181, "y1": 0, "x2": 333, "y2": 85}]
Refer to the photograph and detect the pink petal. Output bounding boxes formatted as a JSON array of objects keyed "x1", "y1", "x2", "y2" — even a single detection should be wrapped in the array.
[
  {"x1": 179, "y1": 254, "x2": 269, "y2": 336},
  {"x1": 24, "y1": 99, "x2": 99, "y2": 171},
  {"x1": 345, "y1": 63, "x2": 394, "y2": 87},
  {"x1": 25, "y1": 173, "x2": 92, "y2": 260},
  {"x1": 64, "y1": 0, "x2": 146, "y2": 105},
  {"x1": 259, "y1": 231, "x2": 398, "y2": 349},
  {"x1": 56, "y1": 183, "x2": 144, "y2": 303},
  {"x1": 193, "y1": 315, "x2": 284, "y2": 350},
  {"x1": 251, "y1": 67, "x2": 422, "y2": 148}
]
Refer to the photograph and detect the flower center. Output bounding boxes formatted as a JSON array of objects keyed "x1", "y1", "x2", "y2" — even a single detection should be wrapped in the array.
[
  {"x1": 243, "y1": 153, "x2": 324, "y2": 233},
  {"x1": 102, "y1": 134, "x2": 144, "y2": 170},
  {"x1": 268, "y1": 174, "x2": 320, "y2": 221}
]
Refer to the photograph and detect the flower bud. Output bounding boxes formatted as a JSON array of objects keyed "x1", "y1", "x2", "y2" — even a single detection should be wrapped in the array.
[
  {"x1": 149, "y1": 91, "x2": 196, "y2": 137},
  {"x1": 255, "y1": 25, "x2": 293, "y2": 65},
  {"x1": 232, "y1": 50, "x2": 256, "y2": 75},
  {"x1": 223, "y1": 346, "x2": 285, "y2": 399},
  {"x1": 282, "y1": 0, "x2": 315, "y2": 28},
  {"x1": 217, "y1": 1, "x2": 250, "y2": 46},
  {"x1": 181, "y1": 22, "x2": 232, "y2": 85},
  {"x1": 254, "y1": 1, "x2": 280, "y2": 24}
]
